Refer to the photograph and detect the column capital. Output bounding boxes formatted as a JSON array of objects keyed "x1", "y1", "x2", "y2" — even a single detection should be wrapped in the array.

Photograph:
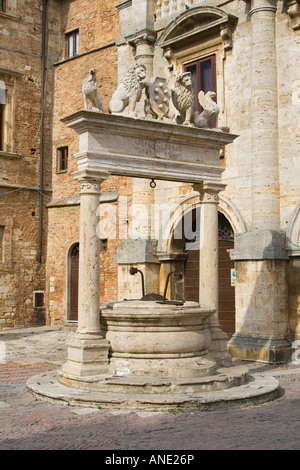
[
  {"x1": 125, "y1": 29, "x2": 157, "y2": 47},
  {"x1": 192, "y1": 182, "x2": 226, "y2": 203},
  {"x1": 79, "y1": 180, "x2": 101, "y2": 195},
  {"x1": 241, "y1": 0, "x2": 278, "y2": 16},
  {"x1": 74, "y1": 169, "x2": 109, "y2": 188}
]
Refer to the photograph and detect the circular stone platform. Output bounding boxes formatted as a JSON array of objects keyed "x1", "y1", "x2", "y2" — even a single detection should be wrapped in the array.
[
  {"x1": 26, "y1": 301, "x2": 282, "y2": 411},
  {"x1": 26, "y1": 366, "x2": 281, "y2": 412}
]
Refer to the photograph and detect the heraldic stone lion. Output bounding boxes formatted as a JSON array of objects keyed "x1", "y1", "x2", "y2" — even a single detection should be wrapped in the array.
[
  {"x1": 109, "y1": 63, "x2": 147, "y2": 117},
  {"x1": 82, "y1": 68, "x2": 103, "y2": 112},
  {"x1": 171, "y1": 72, "x2": 194, "y2": 126}
]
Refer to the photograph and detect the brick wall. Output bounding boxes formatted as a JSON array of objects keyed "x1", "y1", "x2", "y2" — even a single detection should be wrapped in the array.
[{"x1": 46, "y1": 0, "x2": 132, "y2": 323}]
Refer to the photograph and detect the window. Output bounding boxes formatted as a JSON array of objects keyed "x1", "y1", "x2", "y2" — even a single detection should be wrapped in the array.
[
  {"x1": 0, "y1": 226, "x2": 4, "y2": 262},
  {"x1": 57, "y1": 146, "x2": 68, "y2": 172},
  {"x1": 0, "y1": 0, "x2": 6, "y2": 13},
  {"x1": 33, "y1": 291, "x2": 45, "y2": 308},
  {"x1": 0, "y1": 103, "x2": 5, "y2": 151},
  {"x1": 66, "y1": 29, "x2": 79, "y2": 58},
  {"x1": 184, "y1": 55, "x2": 216, "y2": 124}
]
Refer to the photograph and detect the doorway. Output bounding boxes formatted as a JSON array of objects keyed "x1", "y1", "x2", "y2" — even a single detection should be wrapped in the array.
[
  {"x1": 184, "y1": 212, "x2": 235, "y2": 338},
  {"x1": 69, "y1": 243, "x2": 79, "y2": 321}
]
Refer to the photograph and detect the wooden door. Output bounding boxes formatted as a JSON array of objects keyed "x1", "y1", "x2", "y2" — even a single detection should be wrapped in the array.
[
  {"x1": 218, "y1": 239, "x2": 235, "y2": 338},
  {"x1": 69, "y1": 244, "x2": 79, "y2": 321},
  {"x1": 184, "y1": 215, "x2": 235, "y2": 338}
]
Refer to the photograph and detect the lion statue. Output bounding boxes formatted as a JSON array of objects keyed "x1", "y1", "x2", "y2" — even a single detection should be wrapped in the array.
[
  {"x1": 82, "y1": 68, "x2": 103, "y2": 112},
  {"x1": 171, "y1": 72, "x2": 194, "y2": 126},
  {"x1": 109, "y1": 63, "x2": 147, "y2": 117}
]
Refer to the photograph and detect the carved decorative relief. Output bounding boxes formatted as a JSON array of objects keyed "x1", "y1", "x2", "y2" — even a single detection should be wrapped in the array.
[
  {"x1": 284, "y1": 0, "x2": 300, "y2": 30},
  {"x1": 80, "y1": 181, "x2": 101, "y2": 194}
]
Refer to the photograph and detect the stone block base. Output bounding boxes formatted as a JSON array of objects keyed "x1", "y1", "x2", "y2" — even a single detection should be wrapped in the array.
[
  {"x1": 61, "y1": 335, "x2": 110, "y2": 378},
  {"x1": 228, "y1": 333, "x2": 292, "y2": 363},
  {"x1": 209, "y1": 326, "x2": 232, "y2": 366}
]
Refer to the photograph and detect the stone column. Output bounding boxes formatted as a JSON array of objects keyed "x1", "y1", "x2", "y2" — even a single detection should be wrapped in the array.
[
  {"x1": 193, "y1": 182, "x2": 231, "y2": 366},
  {"x1": 250, "y1": 0, "x2": 279, "y2": 230},
  {"x1": 62, "y1": 177, "x2": 109, "y2": 379},
  {"x1": 228, "y1": 0, "x2": 291, "y2": 363}
]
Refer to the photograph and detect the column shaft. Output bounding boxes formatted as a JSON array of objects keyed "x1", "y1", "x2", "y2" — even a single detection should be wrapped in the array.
[
  {"x1": 250, "y1": 0, "x2": 279, "y2": 230},
  {"x1": 77, "y1": 180, "x2": 102, "y2": 336}
]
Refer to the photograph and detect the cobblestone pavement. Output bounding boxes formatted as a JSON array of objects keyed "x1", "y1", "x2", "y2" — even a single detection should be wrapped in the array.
[{"x1": 0, "y1": 327, "x2": 299, "y2": 451}]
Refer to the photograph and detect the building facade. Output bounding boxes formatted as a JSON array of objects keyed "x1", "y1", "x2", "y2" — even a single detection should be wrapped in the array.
[
  {"x1": 0, "y1": 0, "x2": 59, "y2": 327},
  {"x1": 1, "y1": 0, "x2": 300, "y2": 363}
]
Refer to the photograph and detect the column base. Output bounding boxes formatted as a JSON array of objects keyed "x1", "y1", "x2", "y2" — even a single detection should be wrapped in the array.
[
  {"x1": 228, "y1": 333, "x2": 292, "y2": 363},
  {"x1": 209, "y1": 326, "x2": 232, "y2": 366},
  {"x1": 62, "y1": 334, "x2": 110, "y2": 378}
]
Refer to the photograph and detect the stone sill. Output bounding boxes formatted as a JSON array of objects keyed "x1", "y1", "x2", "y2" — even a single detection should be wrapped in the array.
[
  {"x1": 53, "y1": 42, "x2": 115, "y2": 67},
  {"x1": 0, "y1": 151, "x2": 22, "y2": 159},
  {"x1": 0, "y1": 11, "x2": 21, "y2": 22}
]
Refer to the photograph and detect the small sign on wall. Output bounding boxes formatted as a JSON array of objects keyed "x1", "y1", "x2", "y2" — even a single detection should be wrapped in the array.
[{"x1": 231, "y1": 268, "x2": 236, "y2": 287}]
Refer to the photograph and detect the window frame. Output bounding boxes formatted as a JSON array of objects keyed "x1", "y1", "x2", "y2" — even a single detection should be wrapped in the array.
[
  {"x1": 56, "y1": 146, "x2": 68, "y2": 173},
  {"x1": 0, "y1": 103, "x2": 5, "y2": 151},
  {"x1": 65, "y1": 29, "x2": 79, "y2": 59},
  {"x1": 0, "y1": 0, "x2": 6, "y2": 13},
  {"x1": 184, "y1": 54, "x2": 217, "y2": 114}
]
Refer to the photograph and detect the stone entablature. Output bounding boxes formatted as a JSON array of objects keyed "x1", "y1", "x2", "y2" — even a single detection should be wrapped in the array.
[{"x1": 62, "y1": 110, "x2": 236, "y2": 185}]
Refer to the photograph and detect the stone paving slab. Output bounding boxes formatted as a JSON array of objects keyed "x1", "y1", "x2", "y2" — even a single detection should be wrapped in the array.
[{"x1": 0, "y1": 326, "x2": 299, "y2": 450}]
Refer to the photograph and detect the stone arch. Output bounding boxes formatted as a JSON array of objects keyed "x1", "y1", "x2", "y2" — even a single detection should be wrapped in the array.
[
  {"x1": 158, "y1": 192, "x2": 246, "y2": 254},
  {"x1": 218, "y1": 195, "x2": 247, "y2": 235},
  {"x1": 158, "y1": 193, "x2": 200, "y2": 254}
]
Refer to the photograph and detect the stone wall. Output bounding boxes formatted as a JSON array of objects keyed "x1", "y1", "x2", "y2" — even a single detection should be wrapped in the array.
[{"x1": 0, "y1": 0, "x2": 60, "y2": 328}]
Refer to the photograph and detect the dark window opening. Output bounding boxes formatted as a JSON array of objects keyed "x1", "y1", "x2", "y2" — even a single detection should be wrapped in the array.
[
  {"x1": 0, "y1": 103, "x2": 5, "y2": 151},
  {"x1": 66, "y1": 29, "x2": 79, "y2": 58},
  {"x1": 0, "y1": 0, "x2": 6, "y2": 13},
  {"x1": 57, "y1": 146, "x2": 68, "y2": 172},
  {"x1": 34, "y1": 291, "x2": 45, "y2": 308},
  {"x1": 0, "y1": 226, "x2": 4, "y2": 262}
]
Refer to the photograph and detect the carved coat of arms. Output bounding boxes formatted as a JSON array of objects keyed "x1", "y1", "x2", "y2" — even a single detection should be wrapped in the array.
[{"x1": 145, "y1": 78, "x2": 171, "y2": 120}]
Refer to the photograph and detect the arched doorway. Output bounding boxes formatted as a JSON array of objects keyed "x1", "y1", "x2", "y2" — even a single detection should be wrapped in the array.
[
  {"x1": 68, "y1": 243, "x2": 79, "y2": 321},
  {"x1": 184, "y1": 211, "x2": 235, "y2": 338}
]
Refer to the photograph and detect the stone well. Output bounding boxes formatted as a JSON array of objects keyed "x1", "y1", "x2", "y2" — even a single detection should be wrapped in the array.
[
  {"x1": 100, "y1": 300, "x2": 217, "y2": 378},
  {"x1": 26, "y1": 112, "x2": 281, "y2": 410}
]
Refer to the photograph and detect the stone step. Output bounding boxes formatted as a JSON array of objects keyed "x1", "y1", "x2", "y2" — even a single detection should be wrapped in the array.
[{"x1": 26, "y1": 369, "x2": 281, "y2": 412}]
